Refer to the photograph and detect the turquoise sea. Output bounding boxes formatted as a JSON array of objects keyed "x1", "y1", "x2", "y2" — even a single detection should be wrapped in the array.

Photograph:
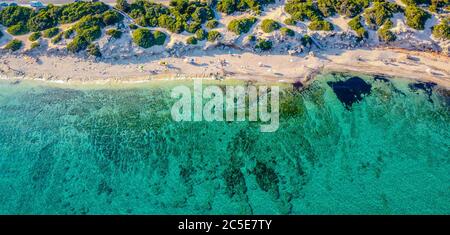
[{"x1": 0, "y1": 73, "x2": 448, "y2": 214}]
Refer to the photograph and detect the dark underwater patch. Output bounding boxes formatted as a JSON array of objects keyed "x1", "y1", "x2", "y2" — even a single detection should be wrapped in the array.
[
  {"x1": 292, "y1": 81, "x2": 304, "y2": 91},
  {"x1": 408, "y1": 82, "x2": 437, "y2": 102},
  {"x1": 254, "y1": 161, "x2": 280, "y2": 198},
  {"x1": 327, "y1": 76, "x2": 372, "y2": 110}
]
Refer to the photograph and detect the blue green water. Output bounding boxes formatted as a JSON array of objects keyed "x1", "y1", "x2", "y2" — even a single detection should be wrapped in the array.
[{"x1": 0, "y1": 73, "x2": 449, "y2": 214}]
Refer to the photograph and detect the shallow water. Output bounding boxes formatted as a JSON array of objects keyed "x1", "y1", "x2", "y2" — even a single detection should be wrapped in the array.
[{"x1": 0, "y1": 73, "x2": 449, "y2": 214}]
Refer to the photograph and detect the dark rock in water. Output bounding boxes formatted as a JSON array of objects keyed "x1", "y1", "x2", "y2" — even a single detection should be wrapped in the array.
[
  {"x1": 292, "y1": 81, "x2": 303, "y2": 91},
  {"x1": 254, "y1": 161, "x2": 279, "y2": 198},
  {"x1": 408, "y1": 82, "x2": 437, "y2": 102},
  {"x1": 374, "y1": 75, "x2": 390, "y2": 83},
  {"x1": 327, "y1": 76, "x2": 372, "y2": 110}
]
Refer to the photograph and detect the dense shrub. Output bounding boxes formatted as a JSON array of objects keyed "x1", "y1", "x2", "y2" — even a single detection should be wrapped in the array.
[
  {"x1": 301, "y1": 34, "x2": 312, "y2": 46},
  {"x1": 116, "y1": 0, "x2": 131, "y2": 12},
  {"x1": 153, "y1": 30, "x2": 166, "y2": 45},
  {"x1": 67, "y1": 36, "x2": 89, "y2": 52},
  {"x1": 195, "y1": 28, "x2": 207, "y2": 40},
  {"x1": 158, "y1": 15, "x2": 184, "y2": 33},
  {"x1": 185, "y1": 21, "x2": 201, "y2": 33},
  {"x1": 4, "y1": 39, "x2": 22, "y2": 51},
  {"x1": 348, "y1": 16, "x2": 368, "y2": 39},
  {"x1": 78, "y1": 26, "x2": 102, "y2": 42},
  {"x1": 129, "y1": 24, "x2": 138, "y2": 29},
  {"x1": 58, "y1": 1, "x2": 109, "y2": 23},
  {"x1": 0, "y1": 6, "x2": 33, "y2": 27},
  {"x1": 364, "y1": 1, "x2": 401, "y2": 29},
  {"x1": 102, "y1": 10, "x2": 124, "y2": 26},
  {"x1": 247, "y1": 34, "x2": 256, "y2": 41},
  {"x1": 317, "y1": 0, "x2": 337, "y2": 17},
  {"x1": 206, "y1": 20, "x2": 219, "y2": 29},
  {"x1": 227, "y1": 17, "x2": 257, "y2": 35},
  {"x1": 87, "y1": 43, "x2": 102, "y2": 57},
  {"x1": 308, "y1": 20, "x2": 333, "y2": 31},
  {"x1": 261, "y1": 19, "x2": 280, "y2": 33},
  {"x1": 27, "y1": 5, "x2": 60, "y2": 32},
  {"x1": 191, "y1": 6, "x2": 214, "y2": 23},
  {"x1": 63, "y1": 28, "x2": 74, "y2": 39},
  {"x1": 255, "y1": 38, "x2": 272, "y2": 51},
  {"x1": 51, "y1": 33, "x2": 63, "y2": 44},
  {"x1": 186, "y1": 36, "x2": 198, "y2": 45},
  {"x1": 106, "y1": 28, "x2": 123, "y2": 39},
  {"x1": 132, "y1": 28, "x2": 155, "y2": 48},
  {"x1": 432, "y1": 19, "x2": 450, "y2": 40},
  {"x1": 207, "y1": 30, "x2": 221, "y2": 42},
  {"x1": 405, "y1": 5, "x2": 431, "y2": 30},
  {"x1": 336, "y1": 0, "x2": 371, "y2": 17},
  {"x1": 284, "y1": 1, "x2": 322, "y2": 21},
  {"x1": 29, "y1": 32, "x2": 41, "y2": 41},
  {"x1": 31, "y1": 41, "x2": 40, "y2": 49},
  {"x1": 280, "y1": 27, "x2": 295, "y2": 37},
  {"x1": 284, "y1": 18, "x2": 297, "y2": 26},
  {"x1": 7, "y1": 22, "x2": 29, "y2": 35},
  {"x1": 42, "y1": 27, "x2": 60, "y2": 38},
  {"x1": 378, "y1": 20, "x2": 396, "y2": 42},
  {"x1": 216, "y1": 0, "x2": 275, "y2": 15}
]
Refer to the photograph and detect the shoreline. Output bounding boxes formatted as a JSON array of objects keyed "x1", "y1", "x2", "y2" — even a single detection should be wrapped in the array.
[{"x1": 1, "y1": 47, "x2": 449, "y2": 89}]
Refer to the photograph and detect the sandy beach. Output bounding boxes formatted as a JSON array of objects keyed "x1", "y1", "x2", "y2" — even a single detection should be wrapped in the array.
[{"x1": 1, "y1": 47, "x2": 449, "y2": 88}]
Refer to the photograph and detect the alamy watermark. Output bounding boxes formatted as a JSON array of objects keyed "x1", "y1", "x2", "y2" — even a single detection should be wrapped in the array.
[{"x1": 171, "y1": 80, "x2": 279, "y2": 132}]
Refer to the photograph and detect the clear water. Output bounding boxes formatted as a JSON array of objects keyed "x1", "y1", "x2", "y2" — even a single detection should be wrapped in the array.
[{"x1": 0, "y1": 73, "x2": 449, "y2": 215}]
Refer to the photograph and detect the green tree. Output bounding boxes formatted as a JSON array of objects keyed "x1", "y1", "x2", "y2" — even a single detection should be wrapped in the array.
[
  {"x1": 132, "y1": 28, "x2": 155, "y2": 48},
  {"x1": 261, "y1": 19, "x2": 280, "y2": 33},
  {"x1": 5, "y1": 39, "x2": 23, "y2": 51}
]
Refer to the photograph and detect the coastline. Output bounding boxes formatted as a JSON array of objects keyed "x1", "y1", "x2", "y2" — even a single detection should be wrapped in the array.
[{"x1": 1, "y1": 47, "x2": 449, "y2": 88}]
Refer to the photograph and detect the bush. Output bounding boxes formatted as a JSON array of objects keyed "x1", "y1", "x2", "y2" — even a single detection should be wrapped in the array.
[
  {"x1": 153, "y1": 30, "x2": 166, "y2": 45},
  {"x1": 432, "y1": 19, "x2": 450, "y2": 40},
  {"x1": 318, "y1": 0, "x2": 337, "y2": 17},
  {"x1": 7, "y1": 22, "x2": 29, "y2": 35},
  {"x1": 29, "y1": 32, "x2": 42, "y2": 41},
  {"x1": 63, "y1": 28, "x2": 74, "y2": 39},
  {"x1": 0, "y1": 6, "x2": 33, "y2": 27},
  {"x1": 67, "y1": 36, "x2": 89, "y2": 53},
  {"x1": 280, "y1": 27, "x2": 295, "y2": 37},
  {"x1": 129, "y1": 24, "x2": 138, "y2": 30},
  {"x1": 284, "y1": 0, "x2": 322, "y2": 21},
  {"x1": 51, "y1": 33, "x2": 63, "y2": 44},
  {"x1": 206, "y1": 20, "x2": 219, "y2": 29},
  {"x1": 185, "y1": 21, "x2": 201, "y2": 33},
  {"x1": 42, "y1": 27, "x2": 60, "y2": 38},
  {"x1": 58, "y1": 1, "x2": 109, "y2": 23},
  {"x1": 186, "y1": 36, "x2": 198, "y2": 45},
  {"x1": 364, "y1": 1, "x2": 401, "y2": 29},
  {"x1": 216, "y1": 0, "x2": 237, "y2": 15},
  {"x1": 195, "y1": 28, "x2": 207, "y2": 40},
  {"x1": 78, "y1": 26, "x2": 102, "y2": 42},
  {"x1": 308, "y1": 20, "x2": 334, "y2": 31},
  {"x1": 207, "y1": 30, "x2": 221, "y2": 42},
  {"x1": 158, "y1": 14, "x2": 184, "y2": 33},
  {"x1": 102, "y1": 10, "x2": 123, "y2": 25},
  {"x1": 87, "y1": 43, "x2": 102, "y2": 57},
  {"x1": 132, "y1": 28, "x2": 155, "y2": 48},
  {"x1": 227, "y1": 17, "x2": 257, "y2": 35},
  {"x1": 116, "y1": 0, "x2": 131, "y2": 12},
  {"x1": 301, "y1": 35, "x2": 312, "y2": 46},
  {"x1": 405, "y1": 5, "x2": 430, "y2": 30},
  {"x1": 4, "y1": 39, "x2": 22, "y2": 51},
  {"x1": 255, "y1": 38, "x2": 272, "y2": 51},
  {"x1": 261, "y1": 19, "x2": 280, "y2": 33},
  {"x1": 27, "y1": 5, "x2": 60, "y2": 32},
  {"x1": 31, "y1": 41, "x2": 40, "y2": 49},
  {"x1": 378, "y1": 20, "x2": 396, "y2": 42},
  {"x1": 284, "y1": 18, "x2": 297, "y2": 26},
  {"x1": 247, "y1": 34, "x2": 256, "y2": 41},
  {"x1": 191, "y1": 6, "x2": 214, "y2": 23},
  {"x1": 348, "y1": 16, "x2": 368, "y2": 39},
  {"x1": 106, "y1": 29, "x2": 123, "y2": 39}
]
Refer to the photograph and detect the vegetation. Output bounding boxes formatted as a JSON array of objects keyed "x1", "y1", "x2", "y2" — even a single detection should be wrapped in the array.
[
  {"x1": 31, "y1": 41, "x2": 40, "y2": 49},
  {"x1": 405, "y1": 5, "x2": 431, "y2": 30},
  {"x1": 186, "y1": 36, "x2": 198, "y2": 45},
  {"x1": 4, "y1": 39, "x2": 22, "y2": 51},
  {"x1": 132, "y1": 28, "x2": 154, "y2": 48},
  {"x1": 106, "y1": 29, "x2": 123, "y2": 39},
  {"x1": 261, "y1": 19, "x2": 280, "y2": 33},
  {"x1": 216, "y1": 0, "x2": 275, "y2": 15},
  {"x1": 280, "y1": 27, "x2": 295, "y2": 37},
  {"x1": 308, "y1": 20, "x2": 333, "y2": 31},
  {"x1": 284, "y1": 18, "x2": 297, "y2": 26},
  {"x1": 227, "y1": 17, "x2": 257, "y2": 35},
  {"x1": 432, "y1": 19, "x2": 450, "y2": 40},
  {"x1": 29, "y1": 32, "x2": 41, "y2": 41},
  {"x1": 363, "y1": 1, "x2": 401, "y2": 29},
  {"x1": 153, "y1": 30, "x2": 167, "y2": 45},
  {"x1": 378, "y1": 20, "x2": 396, "y2": 42},
  {"x1": 63, "y1": 28, "x2": 74, "y2": 39},
  {"x1": 0, "y1": 30, "x2": 3, "y2": 39},
  {"x1": 42, "y1": 27, "x2": 59, "y2": 38},
  {"x1": 87, "y1": 44, "x2": 102, "y2": 57},
  {"x1": 102, "y1": 10, "x2": 123, "y2": 26},
  {"x1": 301, "y1": 34, "x2": 312, "y2": 46},
  {"x1": 7, "y1": 22, "x2": 29, "y2": 35},
  {"x1": 51, "y1": 32, "x2": 63, "y2": 44},
  {"x1": 348, "y1": 16, "x2": 368, "y2": 39},
  {"x1": 67, "y1": 36, "x2": 89, "y2": 53},
  {"x1": 195, "y1": 28, "x2": 207, "y2": 40},
  {"x1": 255, "y1": 38, "x2": 272, "y2": 51},
  {"x1": 207, "y1": 30, "x2": 221, "y2": 42},
  {"x1": 206, "y1": 19, "x2": 219, "y2": 29}
]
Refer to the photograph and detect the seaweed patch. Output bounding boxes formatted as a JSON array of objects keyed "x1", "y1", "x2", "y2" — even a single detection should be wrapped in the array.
[
  {"x1": 327, "y1": 76, "x2": 372, "y2": 110},
  {"x1": 408, "y1": 82, "x2": 437, "y2": 102}
]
